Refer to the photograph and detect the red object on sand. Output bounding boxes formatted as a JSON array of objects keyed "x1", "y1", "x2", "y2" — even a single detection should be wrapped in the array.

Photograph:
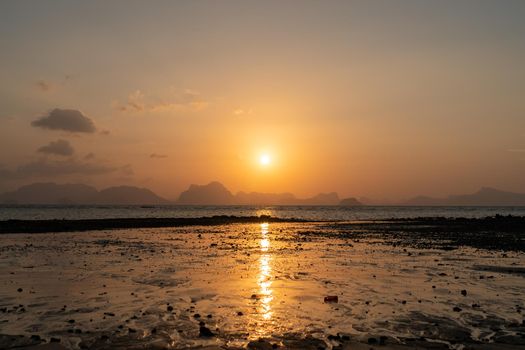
[{"x1": 324, "y1": 295, "x2": 338, "y2": 303}]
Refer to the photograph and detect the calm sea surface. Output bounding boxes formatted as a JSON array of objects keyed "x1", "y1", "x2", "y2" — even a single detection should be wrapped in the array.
[{"x1": 1, "y1": 205, "x2": 525, "y2": 221}]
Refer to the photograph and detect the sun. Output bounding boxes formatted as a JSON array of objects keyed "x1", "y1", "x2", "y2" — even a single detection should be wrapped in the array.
[{"x1": 259, "y1": 154, "x2": 271, "y2": 166}]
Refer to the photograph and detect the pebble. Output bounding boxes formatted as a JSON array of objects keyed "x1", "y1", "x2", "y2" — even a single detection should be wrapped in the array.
[
  {"x1": 324, "y1": 295, "x2": 338, "y2": 303},
  {"x1": 199, "y1": 325, "x2": 215, "y2": 337}
]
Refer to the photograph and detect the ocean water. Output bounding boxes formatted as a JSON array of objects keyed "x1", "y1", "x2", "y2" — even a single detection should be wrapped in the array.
[{"x1": 1, "y1": 204, "x2": 525, "y2": 221}]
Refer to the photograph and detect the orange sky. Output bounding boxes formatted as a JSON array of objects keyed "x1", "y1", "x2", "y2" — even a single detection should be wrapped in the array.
[{"x1": 1, "y1": 1, "x2": 525, "y2": 201}]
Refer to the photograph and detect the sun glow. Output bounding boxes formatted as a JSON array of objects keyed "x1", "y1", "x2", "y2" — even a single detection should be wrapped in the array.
[{"x1": 259, "y1": 154, "x2": 271, "y2": 166}]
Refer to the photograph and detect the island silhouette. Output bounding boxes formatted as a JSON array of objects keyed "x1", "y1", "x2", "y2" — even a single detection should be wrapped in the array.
[{"x1": 2, "y1": 181, "x2": 525, "y2": 206}]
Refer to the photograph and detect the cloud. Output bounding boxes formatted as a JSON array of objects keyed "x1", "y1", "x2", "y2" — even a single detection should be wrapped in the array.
[
  {"x1": 37, "y1": 139, "x2": 74, "y2": 156},
  {"x1": 34, "y1": 76, "x2": 72, "y2": 92},
  {"x1": 118, "y1": 90, "x2": 145, "y2": 112},
  {"x1": 150, "y1": 153, "x2": 168, "y2": 159},
  {"x1": 232, "y1": 108, "x2": 253, "y2": 117},
  {"x1": 31, "y1": 108, "x2": 96, "y2": 133},
  {"x1": 115, "y1": 89, "x2": 208, "y2": 114},
  {"x1": 35, "y1": 80, "x2": 52, "y2": 92}
]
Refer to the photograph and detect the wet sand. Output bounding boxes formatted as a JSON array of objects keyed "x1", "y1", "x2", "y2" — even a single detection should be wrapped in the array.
[{"x1": 0, "y1": 220, "x2": 524, "y2": 349}]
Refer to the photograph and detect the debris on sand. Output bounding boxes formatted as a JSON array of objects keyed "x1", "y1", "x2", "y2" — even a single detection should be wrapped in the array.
[
  {"x1": 324, "y1": 295, "x2": 338, "y2": 303},
  {"x1": 199, "y1": 325, "x2": 215, "y2": 337}
]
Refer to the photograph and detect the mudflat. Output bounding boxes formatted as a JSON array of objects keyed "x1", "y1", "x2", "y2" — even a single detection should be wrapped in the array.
[{"x1": 0, "y1": 219, "x2": 524, "y2": 349}]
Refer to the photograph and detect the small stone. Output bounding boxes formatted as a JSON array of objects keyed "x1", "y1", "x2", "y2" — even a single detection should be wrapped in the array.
[
  {"x1": 199, "y1": 325, "x2": 214, "y2": 337},
  {"x1": 379, "y1": 335, "x2": 388, "y2": 345},
  {"x1": 461, "y1": 290, "x2": 467, "y2": 296},
  {"x1": 17, "y1": 288, "x2": 23, "y2": 293},
  {"x1": 324, "y1": 295, "x2": 338, "y2": 303},
  {"x1": 453, "y1": 306, "x2": 462, "y2": 312},
  {"x1": 167, "y1": 305, "x2": 173, "y2": 312},
  {"x1": 237, "y1": 311, "x2": 243, "y2": 316}
]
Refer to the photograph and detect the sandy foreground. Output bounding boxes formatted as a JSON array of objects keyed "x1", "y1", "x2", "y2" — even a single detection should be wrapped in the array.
[{"x1": 0, "y1": 222, "x2": 524, "y2": 349}]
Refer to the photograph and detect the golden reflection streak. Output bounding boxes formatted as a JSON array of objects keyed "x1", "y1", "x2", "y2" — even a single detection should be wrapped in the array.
[{"x1": 258, "y1": 223, "x2": 273, "y2": 321}]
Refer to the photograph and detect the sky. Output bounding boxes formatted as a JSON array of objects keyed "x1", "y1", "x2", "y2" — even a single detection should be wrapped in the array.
[{"x1": 1, "y1": 0, "x2": 525, "y2": 201}]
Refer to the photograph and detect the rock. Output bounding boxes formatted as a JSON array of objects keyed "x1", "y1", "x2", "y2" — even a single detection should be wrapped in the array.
[
  {"x1": 247, "y1": 341, "x2": 274, "y2": 350},
  {"x1": 379, "y1": 335, "x2": 388, "y2": 345},
  {"x1": 453, "y1": 306, "x2": 462, "y2": 312},
  {"x1": 167, "y1": 305, "x2": 173, "y2": 312},
  {"x1": 17, "y1": 288, "x2": 23, "y2": 293},
  {"x1": 461, "y1": 290, "x2": 467, "y2": 296},
  {"x1": 324, "y1": 295, "x2": 338, "y2": 303},
  {"x1": 199, "y1": 325, "x2": 215, "y2": 337}
]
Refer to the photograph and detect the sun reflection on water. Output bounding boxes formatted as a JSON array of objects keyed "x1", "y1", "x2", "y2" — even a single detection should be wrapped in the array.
[{"x1": 258, "y1": 223, "x2": 273, "y2": 321}]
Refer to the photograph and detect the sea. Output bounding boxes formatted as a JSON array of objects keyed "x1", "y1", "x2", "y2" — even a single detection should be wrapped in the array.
[{"x1": 1, "y1": 204, "x2": 525, "y2": 221}]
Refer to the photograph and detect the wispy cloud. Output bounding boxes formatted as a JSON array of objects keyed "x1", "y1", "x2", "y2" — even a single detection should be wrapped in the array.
[
  {"x1": 150, "y1": 153, "x2": 168, "y2": 159},
  {"x1": 35, "y1": 80, "x2": 53, "y2": 92},
  {"x1": 114, "y1": 89, "x2": 208, "y2": 114},
  {"x1": 232, "y1": 108, "x2": 253, "y2": 117},
  {"x1": 34, "y1": 75, "x2": 71, "y2": 92}
]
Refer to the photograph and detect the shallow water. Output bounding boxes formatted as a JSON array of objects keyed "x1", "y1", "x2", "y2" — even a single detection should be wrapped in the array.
[
  {"x1": 0, "y1": 223, "x2": 524, "y2": 349},
  {"x1": 2, "y1": 204, "x2": 525, "y2": 221}
]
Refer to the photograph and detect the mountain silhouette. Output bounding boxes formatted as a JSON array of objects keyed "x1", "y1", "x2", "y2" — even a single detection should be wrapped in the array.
[
  {"x1": 0, "y1": 183, "x2": 169, "y2": 205},
  {"x1": 0, "y1": 183, "x2": 98, "y2": 204},
  {"x1": 177, "y1": 181, "x2": 235, "y2": 205},
  {"x1": 95, "y1": 186, "x2": 170, "y2": 205},
  {"x1": 339, "y1": 197, "x2": 363, "y2": 206},
  {"x1": 176, "y1": 182, "x2": 353, "y2": 205},
  {"x1": 404, "y1": 187, "x2": 525, "y2": 206}
]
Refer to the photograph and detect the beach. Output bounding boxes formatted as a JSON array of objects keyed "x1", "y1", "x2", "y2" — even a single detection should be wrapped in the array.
[{"x1": 1, "y1": 218, "x2": 524, "y2": 349}]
